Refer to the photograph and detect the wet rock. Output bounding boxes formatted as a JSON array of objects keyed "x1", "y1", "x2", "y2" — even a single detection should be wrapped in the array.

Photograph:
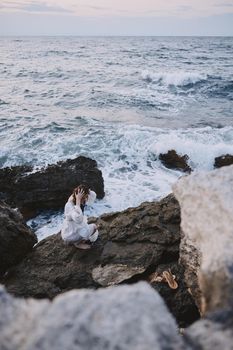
[
  {"x1": 0, "y1": 156, "x2": 105, "y2": 219},
  {"x1": 214, "y1": 154, "x2": 233, "y2": 168},
  {"x1": 2, "y1": 194, "x2": 199, "y2": 326},
  {"x1": 159, "y1": 150, "x2": 192, "y2": 173},
  {"x1": 0, "y1": 282, "x2": 185, "y2": 350},
  {"x1": 0, "y1": 200, "x2": 37, "y2": 275},
  {"x1": 173, "y1": 165, "x2": 233, "y2": 314}
]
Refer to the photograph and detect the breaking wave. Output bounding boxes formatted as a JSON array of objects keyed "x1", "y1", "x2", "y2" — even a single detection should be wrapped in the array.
[{"x1": 141, "y1": 70, "x2": 208, "y2": 87}]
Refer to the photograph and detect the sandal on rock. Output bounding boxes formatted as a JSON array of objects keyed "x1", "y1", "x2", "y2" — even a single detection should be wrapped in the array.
[
  {"x1": 148, "y1": 272, "x2": 163, "y2": 283},
  {"x1": 162, "y1": 270, "x2": 178, "y2": 289}
]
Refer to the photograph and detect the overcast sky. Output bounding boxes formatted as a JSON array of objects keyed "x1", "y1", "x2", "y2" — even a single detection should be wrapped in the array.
[{"x1": 0, "y1": 0, "x2": 233, "y2": 35}]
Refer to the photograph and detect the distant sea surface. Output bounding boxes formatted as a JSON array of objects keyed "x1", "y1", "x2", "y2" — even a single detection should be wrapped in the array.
[{"x1": 0, "y1": 36, "x2": 233, "y2": 239}]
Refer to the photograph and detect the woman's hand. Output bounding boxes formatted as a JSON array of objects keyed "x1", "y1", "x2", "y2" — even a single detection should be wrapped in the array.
[{"x1": 75, "y1": 188, "x2": 85, "y2": 205}]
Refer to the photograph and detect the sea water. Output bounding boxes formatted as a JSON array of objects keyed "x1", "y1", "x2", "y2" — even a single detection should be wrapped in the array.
[{"x1": 0, "y1": 36, "x2": 232, "y2": 240}]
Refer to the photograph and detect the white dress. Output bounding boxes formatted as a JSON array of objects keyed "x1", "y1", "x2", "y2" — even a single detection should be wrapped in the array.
[{"x1": 61, "y1": 190, "x2": 99, "y2": 243}]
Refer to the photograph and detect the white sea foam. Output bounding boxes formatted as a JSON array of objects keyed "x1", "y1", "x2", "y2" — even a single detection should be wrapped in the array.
[
  {"x1": 11, "y1": 123, "x2": 232, "y2": 241},
  {"x1": 150, "y1": 127, "x2": 233, "y2": 171},
  {"x1": 141, "y1": 70, "x2": 207, "y2": 86}
]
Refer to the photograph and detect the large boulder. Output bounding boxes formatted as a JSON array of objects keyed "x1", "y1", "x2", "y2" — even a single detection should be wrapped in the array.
[
  {"x1": 214, "y1": 154, "x2": 233, "y2": 168},
  {"x1": 173, "y1": 165, "x2": 233, "y2": 314},
  {"x1": 0, "y1": 200, "x2": 37, "y2": 275},
  {"x1": 0, "y1": 156, "x2": 105, "y2": 219},
  {"x1": 0, "y1": 282, "x2": 185, "y2": 350},
  {"x1": 2, "y1": 194, "x2": 199, "y2": 327},
  {"x1": 159, "y1": 150, "x2": 192, "y2": 173}
]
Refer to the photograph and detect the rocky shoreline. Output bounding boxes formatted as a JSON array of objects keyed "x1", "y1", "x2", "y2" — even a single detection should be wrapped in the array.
[{"x1": 0, "y1": 155, "x2": 233, "y2": 349}]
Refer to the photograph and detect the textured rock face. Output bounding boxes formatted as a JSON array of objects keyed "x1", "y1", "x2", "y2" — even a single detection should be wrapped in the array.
[
  {"x1": 0, "y1": 156, "x2": 105, "y2": 219},
  {"x1": 214, "y1": 154, "x2": 233, "y2": 168},
  {"x1": 3, "y1": 194, "x2": 199, "y2": 327},
  {"x1": 178, "y1": 231, "x2": 202, "y2": 311},
  {"x1": 173, "y1": 165, "x2": 233, "y2": 314},
  {"x1": 0, "y1": 282, "x2": 185, "y2": 350},
  {"x1": 92, "y1": 264, "x2": 146, "y2": 286},
  {"x1": 0, "y1": 200, "x2": 37, "y2": 275},
  {"x1": 159, "y1": 150, "x2": 192, "y2": 173}
]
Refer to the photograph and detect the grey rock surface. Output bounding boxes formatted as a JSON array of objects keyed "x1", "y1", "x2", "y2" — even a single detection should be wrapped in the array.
[
  {"x1": 173, "y1": 165, "x2": 233, "y2": 313},
  {"x1": 184, "y1": 308, "x2": 233, "y2": 350},
  {"x1": 0, "y1": 282, "x2": 185, "y2": 350},
  {"x1": 178, "y1": 230, "x2": 201, "y2": 311}
]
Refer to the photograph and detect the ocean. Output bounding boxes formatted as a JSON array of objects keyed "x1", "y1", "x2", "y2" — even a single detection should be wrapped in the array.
[{"x1": 0, "y1": 36, "x2": 233, "y2": 239}]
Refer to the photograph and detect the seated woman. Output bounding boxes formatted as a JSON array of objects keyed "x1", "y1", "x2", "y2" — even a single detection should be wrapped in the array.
[{"x1": 61, "y1": 184, "x2": 99, "y2": 250}]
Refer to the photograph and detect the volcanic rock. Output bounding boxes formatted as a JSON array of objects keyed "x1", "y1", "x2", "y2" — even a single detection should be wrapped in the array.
[
  {"x1": 0, "y1": 156, "x2": 104, "y2": 219},
  {"x1": 0, "y1": 200, "x2": 37, "y2": 275},
  {"x1": 159, "y1": 150, "x2": 192, "y2": 173}
]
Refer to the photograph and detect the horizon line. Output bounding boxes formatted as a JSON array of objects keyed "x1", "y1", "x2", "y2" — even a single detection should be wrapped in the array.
[{"x1": 0, "y1": 34, "x2": 233, "y2": 37}]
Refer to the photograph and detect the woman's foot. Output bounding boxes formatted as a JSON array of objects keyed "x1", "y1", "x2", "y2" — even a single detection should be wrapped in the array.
[{"x1": 73, "y1": 242, "x2": 91, "y2": 250}]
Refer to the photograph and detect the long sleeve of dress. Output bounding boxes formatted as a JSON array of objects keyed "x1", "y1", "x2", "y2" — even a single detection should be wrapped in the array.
[
  {"x1": 70, "y1": 205, "x2": 84, "y2": 224},
  {"x1": 86, "y1": 190, "x2": 97, "y2": 205}
]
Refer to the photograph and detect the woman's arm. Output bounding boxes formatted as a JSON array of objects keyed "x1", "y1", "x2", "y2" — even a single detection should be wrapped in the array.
[
  {"x1": 70, "y1": 204, "x2": 83, "y2": 223},
  {"x1": 66, "y1": 189, "x2": 85, "y2": 223}
]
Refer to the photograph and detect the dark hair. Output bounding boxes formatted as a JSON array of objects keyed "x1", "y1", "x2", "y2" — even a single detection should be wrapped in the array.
[{"x1": 72, "y1": 184, "x2": 90, "y2": 205}]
